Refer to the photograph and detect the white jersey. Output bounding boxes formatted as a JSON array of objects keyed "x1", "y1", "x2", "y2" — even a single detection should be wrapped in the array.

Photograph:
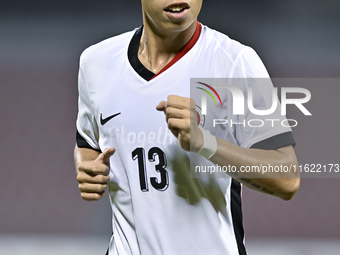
[{"x1": 76, "y1": 23, "x2": 294, "y2": 255}]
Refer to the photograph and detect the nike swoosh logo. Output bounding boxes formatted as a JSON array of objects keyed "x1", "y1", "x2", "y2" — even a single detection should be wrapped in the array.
[{"x1": 100, "y1": 112, "x2": 121, "y2": 125}]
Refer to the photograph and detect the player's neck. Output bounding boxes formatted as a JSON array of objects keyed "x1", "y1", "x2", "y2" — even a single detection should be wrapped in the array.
[{"x1": 138, "y1": 20, "x2": 197, "y2": 74}]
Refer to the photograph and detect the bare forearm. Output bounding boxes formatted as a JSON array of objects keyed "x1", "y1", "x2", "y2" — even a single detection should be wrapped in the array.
[
  {"x1": 209, "y1": 138, "x2": 300, "y2": 200},
  {"x1": 156, "y1": 95, "x2": 300, "y2": 200}
]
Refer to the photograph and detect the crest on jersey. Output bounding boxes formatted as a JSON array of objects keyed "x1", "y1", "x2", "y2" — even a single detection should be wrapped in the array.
[{"x1": 195, "y1": 105, "x2": 205, "y2": 127}]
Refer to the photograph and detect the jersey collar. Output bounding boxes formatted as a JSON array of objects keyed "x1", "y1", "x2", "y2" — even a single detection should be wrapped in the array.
[{"x1": 128, "y1": 22, "x2": 202, "y2": 81}]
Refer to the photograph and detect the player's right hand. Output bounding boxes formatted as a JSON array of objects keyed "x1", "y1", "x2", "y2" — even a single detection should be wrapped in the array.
[{"x1": 76, "y1": 147, "x2": 115, "y2": 201}]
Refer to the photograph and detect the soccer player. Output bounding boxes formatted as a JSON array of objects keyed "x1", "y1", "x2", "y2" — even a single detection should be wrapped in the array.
[{"x1": 74, "y1": 0, "x2": 300, "y2": 254}]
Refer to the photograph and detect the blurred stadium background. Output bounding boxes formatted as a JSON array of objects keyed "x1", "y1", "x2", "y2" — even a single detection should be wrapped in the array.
[{"x1": 0, "y1": 0, "x2": 339, "y2": 254}]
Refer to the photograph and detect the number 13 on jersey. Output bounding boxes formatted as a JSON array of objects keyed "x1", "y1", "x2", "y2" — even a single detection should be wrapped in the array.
[{"x1": 132, "y1": 147, "x2": 169, "y2": 192}]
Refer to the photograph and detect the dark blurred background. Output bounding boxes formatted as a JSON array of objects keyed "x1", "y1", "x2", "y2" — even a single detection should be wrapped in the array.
[{"x1": 1, "y1": 0, "x2": 339, "y2": 252}]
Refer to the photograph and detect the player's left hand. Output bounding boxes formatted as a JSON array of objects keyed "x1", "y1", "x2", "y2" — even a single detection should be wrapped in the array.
[{"x1": 156, "y1": 95, "x2": 203, "y2": 152}]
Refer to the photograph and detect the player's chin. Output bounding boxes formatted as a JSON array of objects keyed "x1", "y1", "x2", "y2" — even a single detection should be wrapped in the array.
[{"x1": 162, "y1": 15, "x2": 196, "y2": 32}]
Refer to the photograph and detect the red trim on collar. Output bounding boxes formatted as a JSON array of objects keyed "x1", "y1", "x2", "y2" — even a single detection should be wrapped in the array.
[{"x1": 150, "y1": 22, "x2": 202, "y2": 80}]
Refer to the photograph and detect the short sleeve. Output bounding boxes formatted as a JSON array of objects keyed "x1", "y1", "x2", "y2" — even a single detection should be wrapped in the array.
[
  {"x1": 231, "y1": 46, "x2": 270, "y2": 78},
  {"x1": 76, "y1": 66, "x2": 100, "y2": 151},
  {"x1": 231, "y1": 47, "x2": 295, "y2": 149}
]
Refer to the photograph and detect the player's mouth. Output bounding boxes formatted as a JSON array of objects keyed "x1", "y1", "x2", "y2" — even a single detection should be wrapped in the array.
[{"x1": 164, "y1": 3, "x2": 190, "y2": 19}]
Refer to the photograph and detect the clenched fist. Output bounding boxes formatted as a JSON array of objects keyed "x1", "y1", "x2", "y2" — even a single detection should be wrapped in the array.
[
  {"x1": 76, "y1": 147, "x2": 115, "y2": 201},
  {"x1": 156, "y1": 95, "x2": 203, "y2": 152}
]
